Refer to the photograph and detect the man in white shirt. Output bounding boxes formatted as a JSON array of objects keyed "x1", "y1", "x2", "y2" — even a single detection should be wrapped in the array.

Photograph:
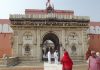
[
  {"x1": 48, "y1": 50, "x2": 51, "y2": 63},
  {"x1": 54, "y1": 50, "x2": 58, "y2": 64}
]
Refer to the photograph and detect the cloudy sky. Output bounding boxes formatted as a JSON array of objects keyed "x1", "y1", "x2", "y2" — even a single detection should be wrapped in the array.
[{"x1": 0, "y1": 0, "x2": 100, "y2": 21}]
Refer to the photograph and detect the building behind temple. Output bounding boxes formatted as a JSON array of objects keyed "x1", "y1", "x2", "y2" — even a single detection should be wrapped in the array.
[{"x1": 89, "y1": 22, "x2": 100, "y2": 52}]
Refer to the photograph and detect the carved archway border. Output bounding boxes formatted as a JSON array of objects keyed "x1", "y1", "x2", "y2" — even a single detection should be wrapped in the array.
[{"x1": 40, "y1": 31, "x2": 60, "y2": 45}]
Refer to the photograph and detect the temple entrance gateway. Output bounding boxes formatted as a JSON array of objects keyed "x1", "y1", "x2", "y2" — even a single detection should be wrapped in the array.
[
  {"x1": 42, "y1": 33, "x2": 60, "y2": 61},
  {"x1": 10, "y1": 1, "x2": 90, "y2": 64}
]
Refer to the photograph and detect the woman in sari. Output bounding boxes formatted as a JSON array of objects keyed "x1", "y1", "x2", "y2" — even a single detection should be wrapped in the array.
[
  {"x1": 61, "y1": 50, "x2": 73, "y2": 70},
  {"x1": 88, "y1": 51, "x2": 97, "y2": 70},
  {"x1": 96, "y1": 52, "x2": 100, "y2": 70}
]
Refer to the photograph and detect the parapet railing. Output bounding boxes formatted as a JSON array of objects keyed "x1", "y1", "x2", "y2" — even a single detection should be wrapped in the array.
[{"x1": 10, "y1": 13, "x2": 90, "y2": 21}]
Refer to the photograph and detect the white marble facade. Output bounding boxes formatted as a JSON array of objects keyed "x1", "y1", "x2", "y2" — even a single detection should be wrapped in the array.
[{"x1": 12, "y1": 27, "x2": 88, "y2": 61}]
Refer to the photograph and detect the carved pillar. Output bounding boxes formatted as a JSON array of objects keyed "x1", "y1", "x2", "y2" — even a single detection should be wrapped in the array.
[
  {"x1": 62, "y1": 29, "x2": 65, "y2": 48},
  {"x1": 60, "y1": 29, "x2": 65, "y2": 57},
  {"x1": 18, "y1": 31, "x2": 23, "y2": 57},
  {"x1": 36, "y1": 29, "x2": 41, "y2": 61},
  {"x1": 18, "y1": 44, "x2": 22, "y2": 57},
  {"x1": 83, "y1": 28, "x2": 88, "y2": 58}
]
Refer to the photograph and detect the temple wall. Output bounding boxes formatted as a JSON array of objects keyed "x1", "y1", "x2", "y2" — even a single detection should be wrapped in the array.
[{"x1": 12, "y1": 26, "x2": 88, "y2": 61}]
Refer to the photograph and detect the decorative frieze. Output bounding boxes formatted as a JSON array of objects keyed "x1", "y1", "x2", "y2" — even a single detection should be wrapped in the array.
[
  {"x1": 10, "y1": 14, "x2": 90, "y2": 21},
  {"x1": 10, "y1": 13, "x2": 90, "y2": 27}
]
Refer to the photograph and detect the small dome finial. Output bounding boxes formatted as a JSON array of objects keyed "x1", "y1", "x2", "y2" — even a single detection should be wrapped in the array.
[
  {"x1": 46, "y1": 0, "x2": 54, "y2": 13},
  {"x1": 46, "y1": 0, "x2": 51, "y2": 7}
]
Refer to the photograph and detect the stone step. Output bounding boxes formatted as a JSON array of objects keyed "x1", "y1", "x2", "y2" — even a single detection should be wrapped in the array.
[
  {"x1": 73, "y1": 60, "x2": 86, "y2": 65},
  {"x1": 17, "y1": 62, "x2": 44, "y2": 66},
  {"x1": 71, "y1": 56, "x2": 84, "y2": 60},
  {"x1": 19, "y1": 57, "x2": 38, "y2": 61},
  {"x1": 71, "y1": 56, "x2": 85, "y2": 64},
  {"x1": 20, "y1": 61, "x2": 42, "y2": 63}
]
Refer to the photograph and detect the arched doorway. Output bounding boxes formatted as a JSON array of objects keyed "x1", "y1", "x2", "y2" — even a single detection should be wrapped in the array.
[{"x1": 42, "y1": 33, "x2": 60, "y2": 61}]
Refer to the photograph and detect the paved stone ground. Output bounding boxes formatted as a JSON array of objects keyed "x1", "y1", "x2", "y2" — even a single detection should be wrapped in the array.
[
  {"x1": 0, "y1": 67, "x2": 43, "y2": 70},
  {"x1": 0, "y1": 63, "x2": 88, "y2": 70},
  {"x1": 0, "y1": 65, "x2": 88, "y2": 70},
  {"x1": 44, "y1": 62, "x2": 88, "y2": 70},
  {"x1": 73, "y1": 64, "x2": 88, "y2": 70}
]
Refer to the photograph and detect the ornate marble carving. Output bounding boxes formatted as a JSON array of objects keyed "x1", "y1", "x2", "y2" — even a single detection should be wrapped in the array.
[{"x1": 67, "y1": 32, "x2": 80, "y2": 45}]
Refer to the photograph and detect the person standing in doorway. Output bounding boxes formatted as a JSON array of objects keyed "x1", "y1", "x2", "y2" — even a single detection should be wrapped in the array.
[
  {"x1": 61, "y1": 49, "x2": 73, "y2": 70},
  {"x1": 54, "y1": 50, "x2": 58, "y2": 64},
  {"x1": 48, "y1": 50, "x2": 51, "y2": 64}
]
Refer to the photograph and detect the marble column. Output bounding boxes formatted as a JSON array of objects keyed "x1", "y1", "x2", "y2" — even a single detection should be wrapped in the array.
[
  {"x1": 36, "y1": 29, "x2": 42, "y2": 61},
  {"x1": 62, "y1": 29, "x2": 65, "y2": 49}
]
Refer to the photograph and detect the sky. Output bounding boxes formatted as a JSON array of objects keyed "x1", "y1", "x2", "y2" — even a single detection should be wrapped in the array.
[{"x1": 0, "y1": 0, "x2": 100, "y2": 21}]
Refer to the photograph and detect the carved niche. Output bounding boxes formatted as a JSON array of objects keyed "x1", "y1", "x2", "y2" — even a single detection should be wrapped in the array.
[{"x1": 23, "y1": 32, "x2": 33, "y2": 45}]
